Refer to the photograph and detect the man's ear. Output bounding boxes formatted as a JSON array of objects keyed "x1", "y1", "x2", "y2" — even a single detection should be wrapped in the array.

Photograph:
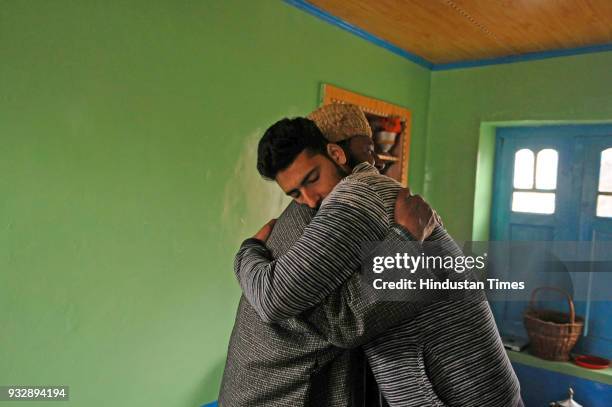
[{"x1": 326, "y1": 143, "x2": 347, "y2": 165}]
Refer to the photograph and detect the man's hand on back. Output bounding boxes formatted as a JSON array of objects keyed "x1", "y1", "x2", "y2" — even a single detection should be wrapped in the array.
[
  {"x1": 394, "y1": 189, "x2": 441, "y2": 242},
  {"x1": 253, "y1": 219, "x2": 277, "y2": 243}
]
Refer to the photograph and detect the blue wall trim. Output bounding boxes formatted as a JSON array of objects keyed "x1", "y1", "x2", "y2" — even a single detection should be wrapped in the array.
[
  {"x1": 285, "y1": 0, "x2": 612, "y2": 71},
  {"x1": 433, "y1": 43, "x2": 612, "y2": 71},
  {"x1": 202, "y1": 401, "x2": 217, "y2": 407},
  {"x1": 284, "y1": 0, "x2": 434, "y2": 69}
]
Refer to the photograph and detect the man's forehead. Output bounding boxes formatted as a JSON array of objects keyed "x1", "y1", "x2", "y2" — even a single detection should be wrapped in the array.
[{"x1": 275, "y1": 150, "x2": 320, "y2": 190}]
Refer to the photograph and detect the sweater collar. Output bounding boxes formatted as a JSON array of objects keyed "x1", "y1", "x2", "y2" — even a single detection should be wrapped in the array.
[{"x1": 352, "y1": 161, "x2": 378, "y2": 174}]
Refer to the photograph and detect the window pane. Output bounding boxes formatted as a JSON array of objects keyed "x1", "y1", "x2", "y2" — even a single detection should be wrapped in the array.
[
  {"x1": 596, "y1": 195, "x2": 612, "y2": 217},
  {"x1": 512, "y1": 191, "x2": 555, "y2": 214},
  {"x1": 514, "y1": 149, "x2": 534, "y2": 189},
  {"x1": 535, "y1": 149, "x2": 558, "y2": 190},
  {"x1": 598, "y1": 148, "x2": 612, "y2": 192}
]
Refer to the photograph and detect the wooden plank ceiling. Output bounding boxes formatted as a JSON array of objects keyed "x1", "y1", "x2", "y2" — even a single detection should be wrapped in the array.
[{"x1": 308, "y1": 0, "x2": 612, "y2": 64}]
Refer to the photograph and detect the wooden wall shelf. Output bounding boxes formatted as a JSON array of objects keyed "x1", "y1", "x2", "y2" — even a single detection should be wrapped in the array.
[
  {"x1": 320, "y1": 83, "x2": 411, "y2": 187},
  {"x1": 377, "y1": 154, "x2": 399, "y2": 162}
]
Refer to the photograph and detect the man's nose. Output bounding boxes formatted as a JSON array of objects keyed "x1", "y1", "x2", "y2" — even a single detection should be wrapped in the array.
[{"x1": 301, "y1": 190, "x2": 321, "y2": 209}]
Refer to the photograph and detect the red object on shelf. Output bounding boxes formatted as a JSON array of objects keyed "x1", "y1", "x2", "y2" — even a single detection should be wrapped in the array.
[
  {"x1": 381, "y1": 116, "x2": 402, "y2": 133},
  {"x1": 573, "y1": 355, "x2": 610, "y2": 369}
]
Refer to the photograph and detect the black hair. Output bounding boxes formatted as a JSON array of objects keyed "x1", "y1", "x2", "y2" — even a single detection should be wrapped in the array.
[{"x1": 257, "y1": 117, "x2": 328, "y2": 180}]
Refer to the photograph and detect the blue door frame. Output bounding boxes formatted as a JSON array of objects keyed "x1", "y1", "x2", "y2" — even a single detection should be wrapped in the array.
[{"x1": 490, "y1": 124, "x2": 612, "y2": 359}]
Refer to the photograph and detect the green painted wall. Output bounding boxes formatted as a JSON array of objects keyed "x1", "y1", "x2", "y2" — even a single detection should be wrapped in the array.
[
  {"x1": 0, "y1": 1, "x2": 430, "y2": 405},
  {"x1": 425, "y1": 52, "x2": 612, "y2": 241}
]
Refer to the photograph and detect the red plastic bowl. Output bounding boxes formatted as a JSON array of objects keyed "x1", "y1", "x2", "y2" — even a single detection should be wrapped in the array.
[{"x1": 573, "y1": 355, "x2": 610, "y2": 369}]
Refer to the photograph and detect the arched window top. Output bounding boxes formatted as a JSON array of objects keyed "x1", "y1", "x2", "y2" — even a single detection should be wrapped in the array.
[{"x1": 513, "y1": 149, "x2": 534, "y2": 189}]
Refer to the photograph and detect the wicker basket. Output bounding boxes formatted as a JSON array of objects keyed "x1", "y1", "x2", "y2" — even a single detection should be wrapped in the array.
[{"x1": 523, "y1": 287, "x2": 584, "y2": 361}]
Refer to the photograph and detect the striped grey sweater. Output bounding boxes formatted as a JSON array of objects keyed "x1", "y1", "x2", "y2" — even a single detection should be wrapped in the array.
[{"x1": 235, "y1": 163, "x2": 522, "y2": 406}]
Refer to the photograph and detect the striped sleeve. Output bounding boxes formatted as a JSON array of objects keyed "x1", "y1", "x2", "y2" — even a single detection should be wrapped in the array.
[
  {"x1": 303, "y1": 225, "x2": 451, "y2": 349},
  {"x1": 234, "y1": 180, "x2": 389, "y2": 323}
]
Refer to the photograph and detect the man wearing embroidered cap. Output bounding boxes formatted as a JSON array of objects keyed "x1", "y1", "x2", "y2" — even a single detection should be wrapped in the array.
[{"x1": 307, "y1": 103, "x2": 387, "y2": 172}]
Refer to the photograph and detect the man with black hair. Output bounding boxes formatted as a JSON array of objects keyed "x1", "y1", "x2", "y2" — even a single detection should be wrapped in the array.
[
  {"x1": 228, "y1": 104, "x2": 522, "y2": 406},
  {"x1": 219, "y1": 105, "x2": 441, "y2": 407}
]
